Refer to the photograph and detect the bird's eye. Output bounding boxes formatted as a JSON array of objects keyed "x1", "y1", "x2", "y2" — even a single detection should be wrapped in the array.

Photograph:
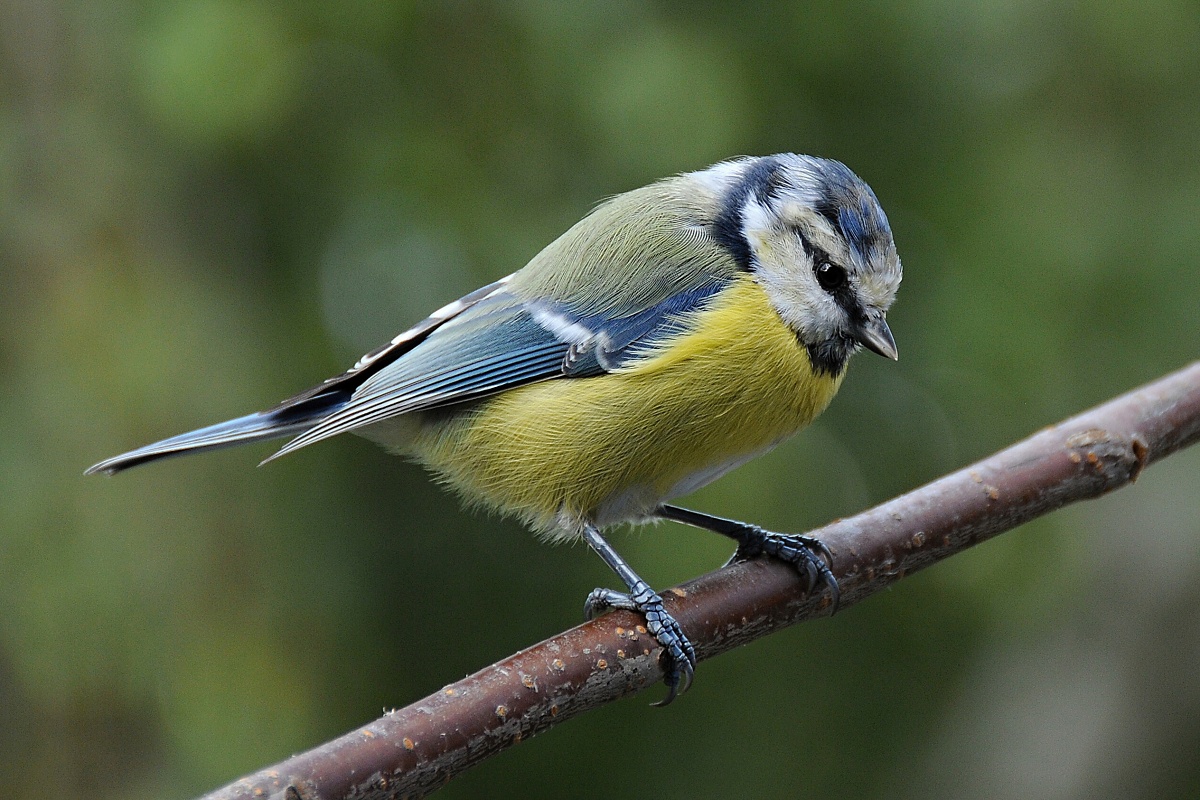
[{"x1": 815, "y1": 262, "x2": 847, "y2": 293}]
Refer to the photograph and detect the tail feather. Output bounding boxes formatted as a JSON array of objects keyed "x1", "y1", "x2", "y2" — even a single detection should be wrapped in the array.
[{"x1": 85, "y1": 396, "x2": 347, "y2": 476}]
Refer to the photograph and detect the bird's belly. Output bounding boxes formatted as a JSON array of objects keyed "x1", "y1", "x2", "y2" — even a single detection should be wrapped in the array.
[
  {"x1": 368, "y1": 277, "x2": 844, "y2": 538},
  {"x1": 587, "y1": 442, "x2": 781, "y2": 530}
]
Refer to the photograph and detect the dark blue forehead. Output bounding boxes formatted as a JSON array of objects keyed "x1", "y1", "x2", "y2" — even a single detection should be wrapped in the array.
[{"x1": 812, "y1": 160, "x2": 892, "y2": 263}]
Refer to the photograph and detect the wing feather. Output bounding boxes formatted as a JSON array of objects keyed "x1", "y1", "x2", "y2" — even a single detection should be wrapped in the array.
[{"x1": 266, "y1": 276, "x2": 730, "y2": 461}]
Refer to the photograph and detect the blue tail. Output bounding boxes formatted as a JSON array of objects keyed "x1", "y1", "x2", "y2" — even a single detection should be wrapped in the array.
[{"x1": 86, "y1": 393, "x2": 348, "y2": 476}]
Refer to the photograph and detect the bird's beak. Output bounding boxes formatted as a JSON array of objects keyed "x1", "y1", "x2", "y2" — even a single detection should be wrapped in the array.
[{"x1": 854, "y1": 316, "x2": 898, "y2": 361}]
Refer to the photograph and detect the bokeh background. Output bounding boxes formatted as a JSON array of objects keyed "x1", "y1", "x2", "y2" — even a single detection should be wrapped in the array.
[{"x1": 3, "y1": 2, "x2": 1200, "y2": 798}]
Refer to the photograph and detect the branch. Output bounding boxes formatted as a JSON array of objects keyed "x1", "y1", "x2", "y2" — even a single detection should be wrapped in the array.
[{"x1": 200, "y1": 361, "x2": 1200, "y2": 800}]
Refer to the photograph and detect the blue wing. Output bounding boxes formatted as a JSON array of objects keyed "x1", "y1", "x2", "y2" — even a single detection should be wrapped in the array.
[
  {"x1": 266, "y1": 276, "x2": 728, "y2": 460},
  {"x1": 88, "y1": 272, "x2": 730, "y2": 475}
]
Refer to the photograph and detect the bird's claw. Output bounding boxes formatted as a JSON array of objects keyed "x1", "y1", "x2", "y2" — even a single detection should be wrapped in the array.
[
  {"x1": 729, "y1": 528, "x2": 840, "y2": 614},
  {"x1": 583, "y1": 583, "x2": 697, "y2": 705}
]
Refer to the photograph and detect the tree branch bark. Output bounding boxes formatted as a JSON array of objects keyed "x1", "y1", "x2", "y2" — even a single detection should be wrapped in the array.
[{"x1": 200, "y1": 361, "x2": 1200, "y2": 800}]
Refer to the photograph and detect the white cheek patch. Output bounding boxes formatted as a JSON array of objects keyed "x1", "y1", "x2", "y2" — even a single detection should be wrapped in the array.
[
  {"x1": 749, "y1": 228, "x2": 846, "y2": 342},
  {"x1": 757, "y1": 268, "x2": 825, "y2": 335}
]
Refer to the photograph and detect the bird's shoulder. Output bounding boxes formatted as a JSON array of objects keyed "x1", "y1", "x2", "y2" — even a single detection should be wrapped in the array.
[{"x1": 508, "y1": 175, "x2": 742, "y2": 317}]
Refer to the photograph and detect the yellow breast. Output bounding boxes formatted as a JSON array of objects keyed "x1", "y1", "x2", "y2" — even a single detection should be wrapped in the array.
[{"x1": 383, "y1": 275, "x2": 844, "y2": 538}]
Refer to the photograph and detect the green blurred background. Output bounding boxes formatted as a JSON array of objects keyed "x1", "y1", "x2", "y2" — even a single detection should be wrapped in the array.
[{"x1": 3, "y1": 1, "x2": 1200, "y2": 797}]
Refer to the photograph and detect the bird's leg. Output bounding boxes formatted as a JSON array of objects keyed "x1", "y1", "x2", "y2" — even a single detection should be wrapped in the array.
[
  {"x1": 656, "y1": 504, "x2": 840, "y2": 613},
  {"x1": 580, "y1": 522, "x2": 696, "y2": 706}
]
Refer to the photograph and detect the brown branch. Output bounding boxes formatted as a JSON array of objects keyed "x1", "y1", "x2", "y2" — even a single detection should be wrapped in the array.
[{"x1": 200, "y1": 361, "x2": 1200, "y2": 800}]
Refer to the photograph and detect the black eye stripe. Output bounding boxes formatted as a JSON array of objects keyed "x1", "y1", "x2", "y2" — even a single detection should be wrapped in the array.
[
  {"x1": 815, "y1": 262, "x2": 847, "y2": 292},
  {"x1": 794, "y1": 228, "x2": 832, "y2": 266},
  {"x1": 795, "y1": 229, "x2": 845, "y2": 290},
  {"x1": 795, "y1": 227, "x2": 865, "y2": 317}
]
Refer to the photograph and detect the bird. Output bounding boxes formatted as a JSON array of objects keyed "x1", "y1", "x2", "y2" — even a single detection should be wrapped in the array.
[{"x1": 87, "y1": 153, "x2": 902, "y2": 704}]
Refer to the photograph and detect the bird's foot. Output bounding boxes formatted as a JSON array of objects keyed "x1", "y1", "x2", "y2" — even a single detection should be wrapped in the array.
[
  {"x1": 727, "y1": 527, "x2": 840, "y2": 613},
  {"x1": 584, "y1": 582, "x2": 696, "y2": 706}
]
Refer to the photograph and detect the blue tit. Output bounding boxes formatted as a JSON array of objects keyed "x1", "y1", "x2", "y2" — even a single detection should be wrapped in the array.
[{"x1": 88, "y1": 153, "x2": 901, "y2": 704}]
